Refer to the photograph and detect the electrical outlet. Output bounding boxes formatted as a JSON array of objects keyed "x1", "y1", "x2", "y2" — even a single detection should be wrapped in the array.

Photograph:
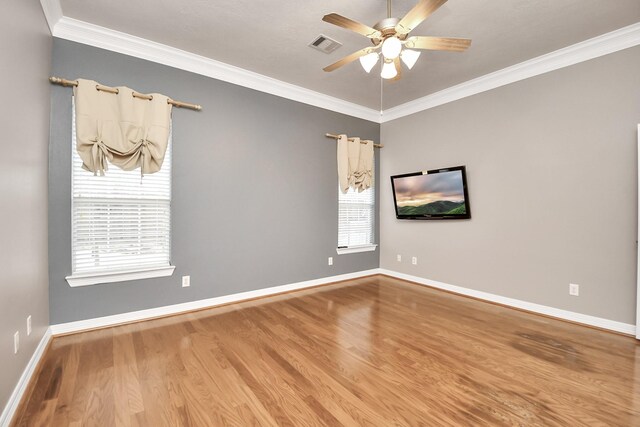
[
  {"x1": 396, "y1": 254, "x2": 402, "y2": 262},
  {"x1": 569, "y1": 283, "x2": 579, "y2": 296},
  {"x1": 13, "y1": 331, "x2": 19, "y2": 354},
  {"x1": 182, "y1": 275, "x2": 191, "y2": 287},
  {"x1": 412, "y1": 256, "x2": 418, "y2": 265},
  {"x1": 27, "y1": 315, "x2": 32, "y2": 336},
  {"x1": 328, "y1": 257, "x2": 333, "y2": 266}
]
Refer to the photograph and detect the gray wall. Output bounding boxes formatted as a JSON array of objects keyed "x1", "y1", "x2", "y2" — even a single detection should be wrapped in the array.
[
  {"x1": 0, "y1": 0, "x2": 52, "y2": 414},
  {"x1": 49, "y1": 39, "x2": 380, "y2": 324},
  {"x1": 380, "y1": 46, "x2": 640, "y2": 325}
]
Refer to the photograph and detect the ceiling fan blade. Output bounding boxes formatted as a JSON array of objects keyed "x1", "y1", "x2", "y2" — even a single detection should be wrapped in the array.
[
  {"x1": 323, "y1": 47, "x2": 376, "y2": 72},
  {"x1": 404, "y1": 36, "x2": 471, "y2": 52},
  {"x1": 391, "y1": 57, "x2": 402, "y2": 82},
  {"x1": 395, "y1": 0, "x2": 447, "y2": 35},
  {"x1": 323, "y1": 13, "x2": 382, "y2": 38}
]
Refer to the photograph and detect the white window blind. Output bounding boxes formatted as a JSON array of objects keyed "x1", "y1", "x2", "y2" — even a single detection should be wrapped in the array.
[
  {"x1": 338, "y1": 170, "x2": 375, "y2": 248},
  {"x1": 71, "y1": 100, "x2": 172, "y2": 276}
]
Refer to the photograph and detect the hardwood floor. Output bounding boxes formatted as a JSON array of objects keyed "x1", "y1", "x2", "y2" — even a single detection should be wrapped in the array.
[{"x1": 12, "y1": 275, "x2": 640, "y2": 426}]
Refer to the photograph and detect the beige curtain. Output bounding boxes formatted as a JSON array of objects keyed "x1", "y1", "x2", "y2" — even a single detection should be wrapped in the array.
[
  {"x1": 337, "y1": 134, "x2": 350, "y2": 193},
  {"x1": 337, "y1": 134, "x2": 374, "y2": 193},
  {"x1": 73, "y1": 79, "x2": 172, "y2": 176},
  {"x1": 353, "y1": 139, "x2": 373, "y2": 191}
]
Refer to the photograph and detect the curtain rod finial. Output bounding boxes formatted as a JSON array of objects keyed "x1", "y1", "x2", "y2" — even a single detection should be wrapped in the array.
[{"x1": 50, "y1": 76, "x2": 78, "y2": 87}]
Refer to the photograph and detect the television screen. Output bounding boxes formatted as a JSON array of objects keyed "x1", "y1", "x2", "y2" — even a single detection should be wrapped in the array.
[{"x1": 390, "y1": 166, "x2": 471, "y2": 220}]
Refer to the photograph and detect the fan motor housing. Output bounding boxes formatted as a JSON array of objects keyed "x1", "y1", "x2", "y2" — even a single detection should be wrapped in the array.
[{"x1": 372, "y1": 17, "x2": 407, "y2": 45}]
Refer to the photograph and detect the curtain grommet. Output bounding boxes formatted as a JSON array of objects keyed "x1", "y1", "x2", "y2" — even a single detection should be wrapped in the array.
[{"x1": 95, "y1": 84, "x2": 119, "y2": 94}]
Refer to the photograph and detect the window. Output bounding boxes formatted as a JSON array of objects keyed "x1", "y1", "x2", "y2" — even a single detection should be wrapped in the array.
[
  {"x1": 337, "y1": 168, "x2": 377, "y2": 254},
  {"x1": 66, "y1": 100, "x2": 174, "y2": 287}
]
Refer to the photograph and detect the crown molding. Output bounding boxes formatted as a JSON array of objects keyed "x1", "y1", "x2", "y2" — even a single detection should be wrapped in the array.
[
  {"x1": 41, "y1": 0, "x2": 639, "y2": 125},
  {"x1": 381, "y1": 22, "x2": 640, "y2": 123},
  {"x1": 39, "y1": 0, "x2": 62, "y2": 34},
  {"x1": 50, "y1": 17, "x2": 381, "y2": 122}
]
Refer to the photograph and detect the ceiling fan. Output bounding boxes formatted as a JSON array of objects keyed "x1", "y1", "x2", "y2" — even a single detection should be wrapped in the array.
[{"x1": 322, "y1": 0, "x2": 471, "y2": 80}]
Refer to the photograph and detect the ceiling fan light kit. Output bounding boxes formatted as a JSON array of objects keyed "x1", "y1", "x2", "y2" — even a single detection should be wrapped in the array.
[{"x1": 322, "y1": 0, "x2": 471, "y2": 81}]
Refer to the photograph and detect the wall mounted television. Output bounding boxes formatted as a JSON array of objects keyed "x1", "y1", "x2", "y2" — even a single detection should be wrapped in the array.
[{"x1": 390, "y1": 166, "x2": 471, "y2": 220}]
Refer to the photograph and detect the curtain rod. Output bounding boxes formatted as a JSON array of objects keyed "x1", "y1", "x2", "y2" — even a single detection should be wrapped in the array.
[
  {"x1": 325, "y1": 133, "x2": 383, "y2": 148},
  {"x1": 49, "y1": 77, "x2": 202, "y2": 111}
]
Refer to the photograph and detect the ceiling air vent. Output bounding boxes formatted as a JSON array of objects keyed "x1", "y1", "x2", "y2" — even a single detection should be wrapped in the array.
[{"x1": 308, "y1": 34, "x2": 342, "y2": 54}]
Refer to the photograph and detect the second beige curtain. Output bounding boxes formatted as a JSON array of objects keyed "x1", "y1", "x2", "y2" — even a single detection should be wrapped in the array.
[{"x1": 337, "y1": 134, "x2": 374, "y2": 193}]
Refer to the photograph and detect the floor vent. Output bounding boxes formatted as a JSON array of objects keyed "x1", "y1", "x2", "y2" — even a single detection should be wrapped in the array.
[{"x1": 308, "y1": 34, "x2": 342, "y2": 54}]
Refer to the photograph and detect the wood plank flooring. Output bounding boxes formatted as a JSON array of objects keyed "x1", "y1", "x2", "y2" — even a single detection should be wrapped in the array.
[{"x1": 12, "y1": 275, "x2": 640, "y2": 426}]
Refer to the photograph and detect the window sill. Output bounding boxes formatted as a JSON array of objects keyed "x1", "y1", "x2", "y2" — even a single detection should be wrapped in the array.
[
  {"x1": 66, "y1": 265, "x2": 176, "y2": 287},
  {"x1": 336, "y1": 244, "x2": 378, "y2": 255}
]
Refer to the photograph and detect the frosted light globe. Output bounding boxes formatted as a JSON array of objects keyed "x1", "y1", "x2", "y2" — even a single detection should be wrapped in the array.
[
  {"x1": 381, "y1": 37, "x2": 402, "y2": 60},
  {"x1": 359, "y1": 52, "x2": 380, "y2": 73},
  {"x1": 380, "y1": 61, "x2": 398, "y2": 79}
]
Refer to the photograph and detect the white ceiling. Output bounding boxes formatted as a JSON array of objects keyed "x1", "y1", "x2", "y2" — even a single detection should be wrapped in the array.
[{"x1": 58, "y1": 0, "x2": 640, "y2": 110}]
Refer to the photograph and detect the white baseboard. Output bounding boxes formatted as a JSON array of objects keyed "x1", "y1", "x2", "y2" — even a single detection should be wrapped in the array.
[
  {"x1": 0, "y1": 327, "x2": 52, "y2": 427},
  {"x1": 50, "y1": 269, "x2": 380, "y2": 335},
  {"x1": 49, "y1": 266, "x2": 637, "y2": 336},
  {"x1": 3, "y1": 268, "x2": 633, "y2": 426},
  {"x1": 379, "y1": 269, "x2": 636, "y2": 336}
]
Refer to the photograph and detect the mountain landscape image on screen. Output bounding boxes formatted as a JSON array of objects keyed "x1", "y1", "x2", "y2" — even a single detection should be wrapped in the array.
[
  {"x1": 397, "y1": 200, "x2": 466, "y2": 215},
  {"x1": 394, "y1": 170, "x2": 467, "y2": 216}
]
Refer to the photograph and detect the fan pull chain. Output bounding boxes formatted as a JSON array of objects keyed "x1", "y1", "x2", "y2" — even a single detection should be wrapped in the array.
[{"x1": 380, "y1": 74, "x2": 384, "y2": 116}]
